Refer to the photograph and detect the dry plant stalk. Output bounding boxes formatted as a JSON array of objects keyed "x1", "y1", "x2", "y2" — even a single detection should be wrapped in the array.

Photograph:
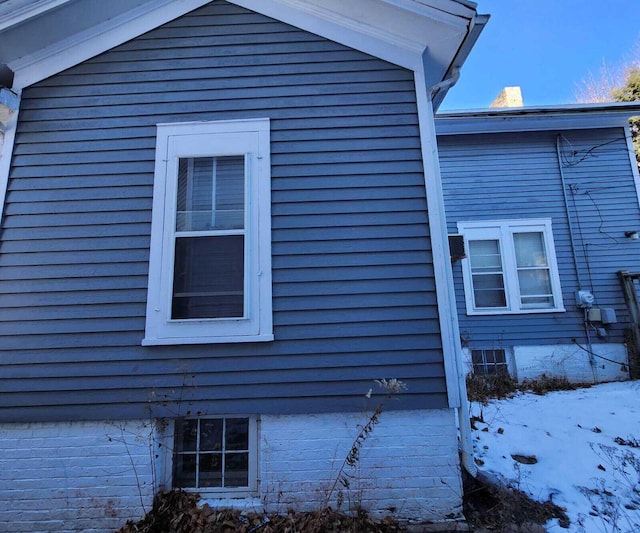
[{"x1": 322, "y1": 378, "x2": 407, "y2": 511}]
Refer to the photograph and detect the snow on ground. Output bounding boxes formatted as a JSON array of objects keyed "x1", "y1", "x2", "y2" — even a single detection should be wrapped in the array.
[{"x1": 470, "y1": 380, "x2": 640, "y2": 533}]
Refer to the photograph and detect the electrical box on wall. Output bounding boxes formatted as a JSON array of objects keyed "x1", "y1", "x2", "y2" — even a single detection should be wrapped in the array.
[
  {"x1": 587, "y1": 307, "x2": 617, "y2": 324},
  {"x1": 588, "y1": 308, "x2": 601, "y2": 322},
  {"x1": 600, "y1": 308, "x2": 617, "y2": 324}
]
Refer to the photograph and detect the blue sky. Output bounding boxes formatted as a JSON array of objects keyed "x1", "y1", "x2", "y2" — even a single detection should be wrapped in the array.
[{"x1": 441, "y1": 0, "x2": 640, "y2": 110}]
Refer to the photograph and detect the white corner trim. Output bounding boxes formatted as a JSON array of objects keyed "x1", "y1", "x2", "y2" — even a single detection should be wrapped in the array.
[
  {"x1": 0, "y1": 91, "x2": 20, "y2": 225},
  {"x1": 0, "y1": 0, "x2": 72, "y2": 31},
  {"x1": 413, "y1": 70, "x2": 461, "y2": 409},
  {"x1": 11, "y1": 0, "x2": 213, "y2": 89},
  {"x1": 624, "y1": 123, "x2": 640, "y2": 210}
]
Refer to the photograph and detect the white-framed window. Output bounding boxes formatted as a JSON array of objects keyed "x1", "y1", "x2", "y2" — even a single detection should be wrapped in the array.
[
  {"x1": 471, "y1": 348, "x2": 509, "y2": 376},
  {"x1": 172, "y1": 416, "x2": 258, "y2": 495},
  {"x1": 458, "y1": 219, "x2": 564, "y2": 315},
  {"x1": 143, "y1": 119, "x2": 273, "y2": 345}
]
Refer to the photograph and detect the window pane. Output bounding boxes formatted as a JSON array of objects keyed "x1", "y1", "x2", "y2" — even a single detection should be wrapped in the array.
[
  {"x1": 225, "y1": 453, "x2": 249, "y2": 487},
  {"x1": 176, "y1": 156, "x2": 244, "y2": 232},
  {"x1": 472, "y1": 274, "x2": 507, "y2": 308},
  {"x1": 469, "y1": 239, "x2": 507, "y2": 309},
  {"x1": 200, "y1": 419, "x2": 223, "y2": 451},
  {"x1": 518, "y1": 269, "x2": 553, "y2": 308},
  {"x1": 471, "y1": 349, "x2": 484, "y2": 365},
  {"x1": 172, "y1": 235, "x2": 244, "y2": 319},
  {"x1": 173, "y1": 454, "x2": 196, "y2": 488},
  {"x1": 176, "y1": 419, "x2": 198, "y2": 452},
  {"x1": 518, "y1": 269, "x2": 552, "y2": 296},
  {"x1": 469, "y1": 240, "x2": 502, "y2": 271},
  {"x1": 514, "y1": 232, "x2": 548, "y2": 267},
  {"x1": 199, "y1": 453, "x2": 222, "y2": 487},
  {"x1": 226, "y1": 419, "x2": 249, "y2": 451}
]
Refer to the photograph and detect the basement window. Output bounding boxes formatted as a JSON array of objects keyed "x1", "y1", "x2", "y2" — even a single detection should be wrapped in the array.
[
  {"x1": 471, "y1": 349, "x2": 509, "y2": 376},
  {"x1": 173, "y1": 417, "x2": 258, "y2": 494}
]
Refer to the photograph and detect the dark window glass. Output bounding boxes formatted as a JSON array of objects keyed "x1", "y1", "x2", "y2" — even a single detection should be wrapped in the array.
[
  {"x1": 172, "y1": 235, "x2": 244, "y2": 319},
  {"x1": 173, "y1": 418, "x2": 251, "y2": 489}
]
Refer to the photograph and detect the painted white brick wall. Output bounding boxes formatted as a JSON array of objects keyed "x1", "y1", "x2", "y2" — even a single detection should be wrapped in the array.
[
  {"x1": 259, "y1": 409, "x2": 462, "y2": 522},
  {"x1": 0, "y1": 409, "x2": 462, "y2": 531},
  {"x1": 514, "y1": 343, "x2": 629, "y2": 383},
  {"x1": 462, "y1": 343, "x2": 629, "y2": 383},
  {"x1": 0, "y1": 420, "x2": 157, "y2": 533}
]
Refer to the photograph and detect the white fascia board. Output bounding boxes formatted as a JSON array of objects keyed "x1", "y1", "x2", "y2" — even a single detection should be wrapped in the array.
[
  {"x1": 0, "y1": 0, "x2": 72, "y2": 31},
  {"x1": 11, "y1": 0, "x2": 213, "y2": 89},
  {"x1": 384, "y1": 0, "x2": 477, "y2": 25},
  {"x1": 436, "y1": 104, "x2": 640, "y2": 135}
]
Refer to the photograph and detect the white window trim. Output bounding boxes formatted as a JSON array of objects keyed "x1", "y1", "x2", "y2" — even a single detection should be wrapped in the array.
[
  {"x1": 458, "y1": 218, "x2": 565, "y2": 316},
  {"x1": 167, "y1": 416, "x2": 259, "y2": 497},
  {"x1": 143, "y1": 118, "x2": 273, "y2": 345}
]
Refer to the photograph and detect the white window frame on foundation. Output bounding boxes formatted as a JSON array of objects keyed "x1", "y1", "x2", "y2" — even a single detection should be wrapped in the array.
[
  {"x1": 458, "y1": 218, "x2": 564, "y2": 316},
  {"x1": 170, "y1": 416, "x2": 259, "y2": 497},
  {"x1": 143, "y1": 118, "x2": 273, "y2": 345}
]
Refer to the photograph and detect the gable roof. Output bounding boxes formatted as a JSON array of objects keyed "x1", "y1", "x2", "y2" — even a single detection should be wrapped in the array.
[{"x1": 0, "y1": 0, "x2": 486, "y2": 106}]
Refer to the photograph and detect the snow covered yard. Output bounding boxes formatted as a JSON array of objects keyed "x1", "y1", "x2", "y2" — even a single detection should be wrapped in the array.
[{"x1": 470, "y1": 380, "x2": 640, "y2": 533}]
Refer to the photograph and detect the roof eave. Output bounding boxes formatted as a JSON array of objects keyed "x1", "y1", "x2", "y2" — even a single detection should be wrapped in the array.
[
  {"x1": 435, "y1": 102, "x2": 640, "y2": 135},
  {"x1": 4, "y1": 0, "x2": 482, "y2": 90}
]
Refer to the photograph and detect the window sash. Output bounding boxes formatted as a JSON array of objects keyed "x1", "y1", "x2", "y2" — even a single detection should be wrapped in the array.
[
  {"x1": 171, "y1": 154, "x2": 248, "y2": 321},
  {"x1": 173, "y1": 417, "x2": 256, "y2": 491},
  {"x1": 471, "y1": 349, "x2": 509, "y2": 376}
]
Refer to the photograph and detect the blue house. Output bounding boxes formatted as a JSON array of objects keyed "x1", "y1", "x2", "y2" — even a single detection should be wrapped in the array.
[
  {"x1": 437, "y1": 103, "x2": 640, "y2": 383},
  {"x1": 0, "y1": 0, "x2": 487, "y2": 531}
]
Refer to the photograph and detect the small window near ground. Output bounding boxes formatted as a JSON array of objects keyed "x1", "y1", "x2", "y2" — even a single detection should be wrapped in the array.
[
  {"x1": 173, "y1": 417, "x2": 257, "y2": 493},
  {"x1": 471, "y1": 349, "x2": 509, "y2": 376}
]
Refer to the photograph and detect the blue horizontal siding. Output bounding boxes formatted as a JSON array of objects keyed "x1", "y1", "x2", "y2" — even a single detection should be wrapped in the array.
[
  {"x1": 439, "y1": 128, "x2": 640, "y2": 350},
  {"x1": 0, "y1": 1, "x2": 445, "y2": 422}
]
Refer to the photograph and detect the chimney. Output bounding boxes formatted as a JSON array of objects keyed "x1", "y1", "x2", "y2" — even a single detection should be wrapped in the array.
[{"x1": 490, "y1": 86, "x2": 523, "y2": 108}]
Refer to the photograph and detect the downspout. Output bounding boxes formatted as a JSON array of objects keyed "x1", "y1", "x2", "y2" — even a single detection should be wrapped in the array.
[
  {"x1": 427, "y1": 67, "x2": 460, "y2": 104},
  {"x1": 424, "y1": 66, "x2": 477, "y2": 478}
]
